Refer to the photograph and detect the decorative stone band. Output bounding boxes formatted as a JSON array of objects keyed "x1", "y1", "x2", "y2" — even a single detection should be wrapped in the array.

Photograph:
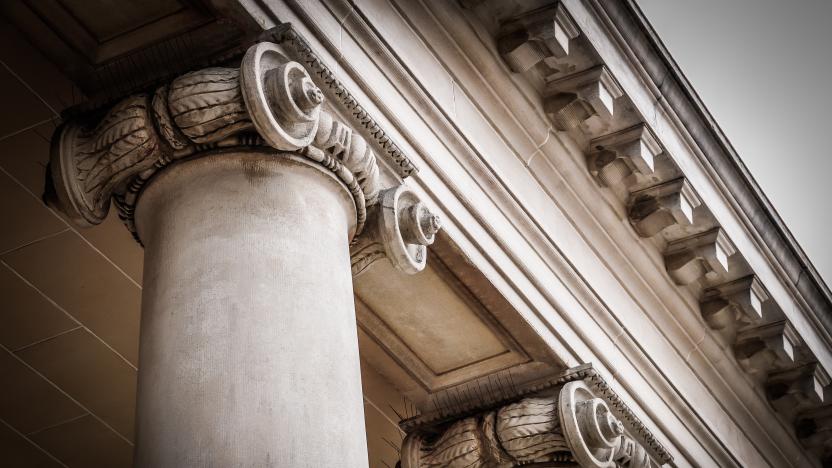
[
  {"x1": 399, "y1": 364, "x2": 672, "y2": 467},
  {"x1": 47, "y1": 41, "x2": 381, "y2": 241}
]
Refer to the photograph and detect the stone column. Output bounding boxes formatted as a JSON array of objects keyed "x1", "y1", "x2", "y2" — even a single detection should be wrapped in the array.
[
  {"x1": 46, "y1": 41, "x2": 439, "y2": 467},
  {"x1": 133, "y1": 152, "x2": 365, "y2": 466}
]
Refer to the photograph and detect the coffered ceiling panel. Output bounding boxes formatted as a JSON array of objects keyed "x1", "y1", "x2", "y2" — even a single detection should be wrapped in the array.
[{"x1": 355, "y1": 258, "x2": 529, "y2": 391}]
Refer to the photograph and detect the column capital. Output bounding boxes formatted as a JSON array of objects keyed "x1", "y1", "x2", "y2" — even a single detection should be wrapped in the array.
[
  {"x1": 399, "y1": 364, "x2": 671, "y2": 467},
  {"x1": 47, "y1": 41, "x2": 382, "y2": 242}
]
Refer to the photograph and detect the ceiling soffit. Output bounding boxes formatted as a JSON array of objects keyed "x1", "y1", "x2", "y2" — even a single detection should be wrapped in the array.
[{"x1": 0, "y1": 0, "x2": 262, "y2": 104}]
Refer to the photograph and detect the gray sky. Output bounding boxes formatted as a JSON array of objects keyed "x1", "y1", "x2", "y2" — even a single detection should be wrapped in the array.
[{"x1": 637, "y1": 0, "x2": 832, "y2": 286}]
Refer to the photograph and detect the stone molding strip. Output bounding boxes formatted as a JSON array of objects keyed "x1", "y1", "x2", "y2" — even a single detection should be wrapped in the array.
[
  {"x1": 263, "y1": 23, "x2": 418, "y2": 178},
  {"x1": 399, "y1": 363, "x2": 673, "y2": 465}
]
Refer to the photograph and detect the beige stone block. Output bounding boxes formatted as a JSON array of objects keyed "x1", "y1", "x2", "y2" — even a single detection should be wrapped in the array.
[
  {"x1": 0, "y1": 122, "x2": 52, "y2": 196},
  {"x1": 0, "y1": 66, "x2": 53, "y2": 138},
  {"x1": 0, "y1": 421, "x2": 62, "y2": 468}
]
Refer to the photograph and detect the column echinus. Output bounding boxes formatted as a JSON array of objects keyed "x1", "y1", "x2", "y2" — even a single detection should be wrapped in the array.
[{"x1": 46, "y1": 41, "x2": 440, "y2": 467}]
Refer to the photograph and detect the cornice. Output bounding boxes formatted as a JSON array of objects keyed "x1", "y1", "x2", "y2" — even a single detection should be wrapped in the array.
[
  {"x1": 278, "y1": 0, "x2": 830, "y2": 465},
  {"x1": 246, "y1": 0, "x2": 827, "y2": 465},
  {"x1": 595, "y1": 0, "x2": 832, "y2": 365}
]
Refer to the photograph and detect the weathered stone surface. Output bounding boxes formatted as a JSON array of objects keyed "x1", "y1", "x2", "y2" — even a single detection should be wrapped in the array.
[
  {"x1": 497, "y1": 3, "x2": 579, "y2": 75},
  {"x1": 134, "y1": 152, "x2": 368, "y2": 467},
  {"x1": 701, "y1": 276, "x2": 769, "y2": 343},
  {"x1": 400, "y1": 366, "x2": 667, "y2": 468},
  {"x1": 588, "y1": 124, "x2": 661, "y2": 188},
  {"x1": 48, "y1": 41, "x2": 381, "y2": 240},
  {"x1": 628, "y1": 178, "x2": 701, "y2": 238},
  {"x1": 663, "y1": 228, "x2": 736, "y2": 286},
  {"x1": 544, "y1": 66, "x2": 623, "y2": 135}
]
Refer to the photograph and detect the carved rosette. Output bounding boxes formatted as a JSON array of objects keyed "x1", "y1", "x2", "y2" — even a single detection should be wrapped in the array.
[
  {"x1": 400, "y1": 368, "x2": 667, "y2": 468},
  {"x1": 47, "y1": 41, "x2": 438, "y2": 272}
]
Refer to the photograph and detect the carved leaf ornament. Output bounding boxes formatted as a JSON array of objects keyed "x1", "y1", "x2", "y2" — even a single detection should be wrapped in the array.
[
  {"x1": 49, "y1": 41, "x2": 442, "y2": 276},
  {"x1": 401, "y1": 380, "x2": 658, "y2": 468}
]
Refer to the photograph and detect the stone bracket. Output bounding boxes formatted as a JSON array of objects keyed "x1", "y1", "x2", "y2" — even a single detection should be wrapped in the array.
[
  {"x1": 588, "y1": 124, "x2": 661, "y2": 188},
  {"x1": 734, "y1": 320, "x2": 800, "y2": 378},
  {"x1": 663, "y1": 228, "x2": 736, "y2": 285},
  {"x1": 544, "y1": 66, "x2": 623, "y2": 135},
  {"x1": 796, "y1": 404, "x2": 832, "y2": 460},
  {"x1": 398, "y1": 364, "x2": 671, "y2": 467},
  {"x1": 628, "y1": 178, "x2": 701, "y2": 237},
  {"x1": 497, "y1": 2, "x2": 580, "y2": 75},
  {"x1": 767, "y1": 363, "x2": 831, "y2": 421},
  {"x1": 701, "y1": 275, "x2": 769, "y2": 342}
]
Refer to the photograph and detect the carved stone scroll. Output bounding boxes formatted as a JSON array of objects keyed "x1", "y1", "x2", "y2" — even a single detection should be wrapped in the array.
[
  {"x1": 497, "y1": 3, "x2": 580, "y2": 75},
  {"x1": 48, "y1": 41, "x2": 383, "y2": 242},
  {"x1": 663, "y1": 228, "x2": 736, "y2": 286},
  {"x1": 627, "y1": 178, "x2": 701, "y2": 238},
  {"x1": 701, "y1": 276, "x2": 769, "y2": 343},
  {"x1": 399, "y1": 365, "x2": 669, "y2": 467},
  {"x1": 544, "y1": 66, "x2": 623, "y2": 135},
  {"x1": 588, "y1": 124, "x2": 661, "y2": 188},
  {"x1": 350, "y1": 185, "x2": 441, "y2": 277},
  {"x1": 270, "y1": 23, "x2": 418, "y2": 178}
]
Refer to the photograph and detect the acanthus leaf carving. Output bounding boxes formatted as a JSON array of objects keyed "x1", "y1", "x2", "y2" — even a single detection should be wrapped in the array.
[
  {"x1": 400, "y1": 366, "x2": 668, "y2": 468},
  {"x1": 49, "y1": 41, "x2": 388, "y2": 244}
]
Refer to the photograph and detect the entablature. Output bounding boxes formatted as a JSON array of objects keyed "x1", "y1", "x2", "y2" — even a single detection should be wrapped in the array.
[{"x1": 454, "y1": 0, "x2": 832, "y2": 465}]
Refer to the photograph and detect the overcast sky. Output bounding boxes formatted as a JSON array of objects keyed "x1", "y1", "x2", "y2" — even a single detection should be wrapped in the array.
[{"x1": 637, "y1": 0, "x2": 832, "y2": 286}]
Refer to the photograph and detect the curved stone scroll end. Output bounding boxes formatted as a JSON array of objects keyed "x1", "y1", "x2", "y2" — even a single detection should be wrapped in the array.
[
  {"x1": 350, "y1": 185, "x2": 441, "y2": 277},
  {"x1": 241, "y1": 42, "x2": 322, "y2": 151},
  {"x1": 380, "y1": 185, "x2": 441, "y2": 275},
  {"x1": 560, "y1": 381, "x2": 657, "y2": 468}
]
